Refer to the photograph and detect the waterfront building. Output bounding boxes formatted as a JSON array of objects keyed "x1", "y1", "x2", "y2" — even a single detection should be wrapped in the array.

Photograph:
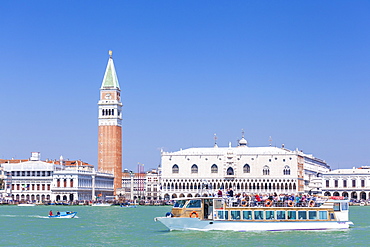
[
  {"x1": 1, "y1": 153, "x2": 60, "y2": 202},
  {"x1": 0, "y1": 152, "x2": 114, "y2": 203},
  {"x1": 321, "y1": 166, "x2": 370, "y2": 201},
  {"x1": 145, "y1": 169, "x2": 161, "y2": 200},
  {"x1": 118, "y1": 168, "x2": 161, "y2": 201},
  {"x1": 160, "y1": 134, "x2": 330, "y2": 199},
  {"x1": 119, "y1": 169, "x2": 146, "y2": 200},
  {"x1": 98, "y1": 51, "x2": 123, "y2": 194},
  {"x1": 52, "y1": 157, "x2": 114, "y2": 202}
]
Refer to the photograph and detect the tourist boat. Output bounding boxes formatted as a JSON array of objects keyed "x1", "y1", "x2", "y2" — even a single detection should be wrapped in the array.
[
  {"x1": 18, "y1": 203, "x2": 36, "y2": 207},
  {"x1": 154, "y1": 197, "x2": 354, "y2": 231},
  {"x1": 91, "y1": 203, "x2": 112, "y2": 207},
  {"x1": 48, "y1": 211, "x2": 77, "y2": 218},
  {"x1": 120, "y1": 204, "x2": 137, "y2": 208}
]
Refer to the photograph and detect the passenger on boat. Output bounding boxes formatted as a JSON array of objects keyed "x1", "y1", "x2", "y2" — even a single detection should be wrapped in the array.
[
  {"x1": 229, "y1": 188, "x2": 234, "y2": 197},
  {"x1": 57, "y1": 211, "x2": 60, "y2": 216},
  {"x1": 217, "y1": 190, "x2": 222, "y2": 197},
  {"x1": 49, "y1": 210, "x2": 53, "y2": 216}
]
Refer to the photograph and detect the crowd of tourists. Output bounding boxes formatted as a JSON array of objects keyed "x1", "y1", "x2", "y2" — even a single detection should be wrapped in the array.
[{"x1": 216, "y1": 188, "x2": 322, "y2": 207}]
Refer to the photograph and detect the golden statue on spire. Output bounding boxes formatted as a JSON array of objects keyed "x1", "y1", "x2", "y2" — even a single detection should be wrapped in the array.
[{"x1": 109, "y1": 50, "x2": 113, "y2": 57}]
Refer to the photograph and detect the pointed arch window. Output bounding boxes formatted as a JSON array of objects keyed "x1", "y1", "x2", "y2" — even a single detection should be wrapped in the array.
[
  {"x1": 243, "y1": 164, "x2": 250, "y2": 173},
  {"x1": 172, "y1": 164, "x2": 179, "y2": 174},
  {"x1": 283, "y1": 165, "x2": 290, "y2": 175},
  {"x1": 227, "y1": 167, "x2": 234, "y2": 175},
  {"x1": 211, "y1": 164, "x2": 218, "y2": 173},
  {"x1": 263, "y1": 166, "x2": 270, "y2": 175},
  {"x1": 191, "y1": 164, "x2": 198, "y2": 174}
]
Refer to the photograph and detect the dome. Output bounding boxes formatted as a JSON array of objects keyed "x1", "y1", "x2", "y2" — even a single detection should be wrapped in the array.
[{"x1": 239, "y1": 137, "x2": 248, "y2": 146}]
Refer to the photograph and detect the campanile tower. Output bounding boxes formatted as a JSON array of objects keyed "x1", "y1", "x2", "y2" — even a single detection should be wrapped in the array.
[{"x1": 98, "y1": 51, "x2": 123, "y2": 194}]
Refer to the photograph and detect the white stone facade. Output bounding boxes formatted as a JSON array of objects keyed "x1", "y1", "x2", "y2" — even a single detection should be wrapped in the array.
[
  {"x1": 52, "y1": 168, "x2": 114, "y2": 202},
  {"x1": 321, "y1": 167, "x2": 370, "y2": 201},
  {"x1": 160, "y1": 138, "x2": 329, "y2": 199},
  {"x1": 0, "y1": 157, "x2": 114, "y2": 203}
]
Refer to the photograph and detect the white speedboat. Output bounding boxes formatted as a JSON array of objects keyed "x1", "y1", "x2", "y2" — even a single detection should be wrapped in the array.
[
  {"x1": 48, "y1": 211, "x2": 77, "y2": 218},
  {"x1": 18, "y1": 203, "x2": 36, "y2": 207},
  {"x1": 91, "y1": 203, "x2": 112, "y2": 207},
  {"x1": 154, "y1": 197, "x2": 353, "y2": 231}
]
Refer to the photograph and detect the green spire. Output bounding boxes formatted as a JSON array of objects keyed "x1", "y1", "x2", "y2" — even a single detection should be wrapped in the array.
[{"x1": 101, "y1": 51, "x2": 120, "y2": 89}]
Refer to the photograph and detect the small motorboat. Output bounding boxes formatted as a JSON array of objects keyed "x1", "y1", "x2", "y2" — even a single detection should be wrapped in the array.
[
  {"x1": 18, "y1": 203, "x2": 36, "y2": 207},
  {"x1": 91, "y1": 203, "x2": 112, "y2": 207},
  {"x1": 48, "y1": 211, "x2": 77, "y2": 218},
  {"x1": 120, "y1": 204, "x2": 137, "y2": 208}
]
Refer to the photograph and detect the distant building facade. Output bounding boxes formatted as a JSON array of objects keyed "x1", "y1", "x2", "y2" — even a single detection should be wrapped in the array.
[
  {"x1": 0, "y1": 152, "x2": 114, "y2": 202},
  {"x1": 98, "y1": 51, "x2": 123, "y2": 194},
  {"x1": 160, "y1": 135, "x2": 330, "y2": 199},
  {"x1": 321, "y1": 166, "x2": 370, "y2": 201},
  {"x1": 118, "y1": 168, "x2": 161, "y2": 201}
]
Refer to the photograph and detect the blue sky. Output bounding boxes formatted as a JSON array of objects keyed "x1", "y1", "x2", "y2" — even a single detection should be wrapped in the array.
[{"x1": 0, "y1": 1, "x2": 369, "y2": 171}]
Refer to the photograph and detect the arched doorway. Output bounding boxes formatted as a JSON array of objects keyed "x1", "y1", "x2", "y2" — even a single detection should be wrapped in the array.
[
  {"x1": 342, "y1": 192, "x2": 349, "y2": 198},
  {"x1": 351, "y1": 192, "x2": 357, "y2": 199},
  {"x1": 360, "y1": 191, "x2": 366, "y2": 200},
  {"x1": 324, "y1": 191, "x2": 331, "y2": 196},
  {"x1": 333, "y1": 191, "x2": 340, "y2": 196},
  {"x1": 69, "y1": 194, "x2": 74, "y2": 201},
  {"x1": 164, "y1": 194, "x2": 170, "y2": 201},
  {"x1": 62, "y1": 195, "x2": 67, "y2": 201},
  {"x1": 56, "y1": 195, "x2": 61, "y2": 201},
  {"x1": 172, "y1": 194, "x2": 177, "y2": 199}
]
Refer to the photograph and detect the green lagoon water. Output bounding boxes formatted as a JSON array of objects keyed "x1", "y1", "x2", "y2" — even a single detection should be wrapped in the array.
[{"x1": 0, "y1": 205, "x2": 368, "y2": 246}]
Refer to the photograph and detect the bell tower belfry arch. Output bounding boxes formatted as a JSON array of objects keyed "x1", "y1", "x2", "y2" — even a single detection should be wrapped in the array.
[{"x1": 98, "y1": 50, "x2": 123, "y2": 194}]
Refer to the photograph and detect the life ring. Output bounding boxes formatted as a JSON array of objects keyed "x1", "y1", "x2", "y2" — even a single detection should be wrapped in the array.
[
  {"x1": 190, "y1": 211, "x2": 198, "y2": 218},
  {"x1": 265, "y1": 199, "x2": 273, "y2": 207},
  {"x1": 287, "y1": 200, "x2": 294, "y2": 207},
  {"x1": 309, "y1": 200, "x2": 315, "y2": 207}
]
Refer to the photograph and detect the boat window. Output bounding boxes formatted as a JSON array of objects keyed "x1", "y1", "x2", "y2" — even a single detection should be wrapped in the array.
[
  {"x1": 186, "y1": 200, "x2": 201, "y2": 208},
  {"x1": 254, "y1": 211, "x2": 264, "y2": 220},
  {"x1": 319, "y1": 211, "x2": 328, "y2": 220},
  {"x1": 333, "y1": 203, "x2": 340, "y2": 211},
  {"x1": 242, "y1": 211, "x2": 252, "y2": 220},
  {"x1": 173, "y1": 200, "x2": 187, "y2": 208},
  {"x1": 298, "y1": 211, "x2": 307, "y2": 220},
  {"x1": 276, "y1": 211, "x2": 286, "y2": 220},
  {"x1": 214, "y1": 199, "x2": 224, "y2": 209},
  {"x1": 308, "y1": 211, "x2": 317, "y2": 220},
  {"x1": 230, "y1": 211, "x2": 241, "y2": 220},
  {"x1": 341, "y1": 202, "x2": 349, "y2": 211},
  {"x1": 266, "y1": 211, "x2": 275, "y2": 220},
  {"x1": 217, "y1": 211, "x2": 229, "y2": 220},
  {"x1": 287, "y1": 211, "x2": 296, "y2": 220}
]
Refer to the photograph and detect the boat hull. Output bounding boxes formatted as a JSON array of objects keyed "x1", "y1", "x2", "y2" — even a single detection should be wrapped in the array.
[
  {"x1": 91, "y1": 203, "x2": 112, "y2": 207},
  {"x1": 154, "y1": 217, "x2": 354, "y2": 231},
  {"x1": 48, "y1": 212, "x2": 77, "y2": 218}
]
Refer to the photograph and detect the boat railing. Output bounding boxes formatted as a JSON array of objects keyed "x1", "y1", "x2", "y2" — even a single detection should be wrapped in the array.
[{"x1": 223, "y1": 197, "x2": 322, "y2": 208}]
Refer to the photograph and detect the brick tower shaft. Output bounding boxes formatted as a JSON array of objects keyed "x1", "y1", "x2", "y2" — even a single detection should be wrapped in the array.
[{"x1": 98, "y1": 51, "x2": 123, "y2": 195}]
